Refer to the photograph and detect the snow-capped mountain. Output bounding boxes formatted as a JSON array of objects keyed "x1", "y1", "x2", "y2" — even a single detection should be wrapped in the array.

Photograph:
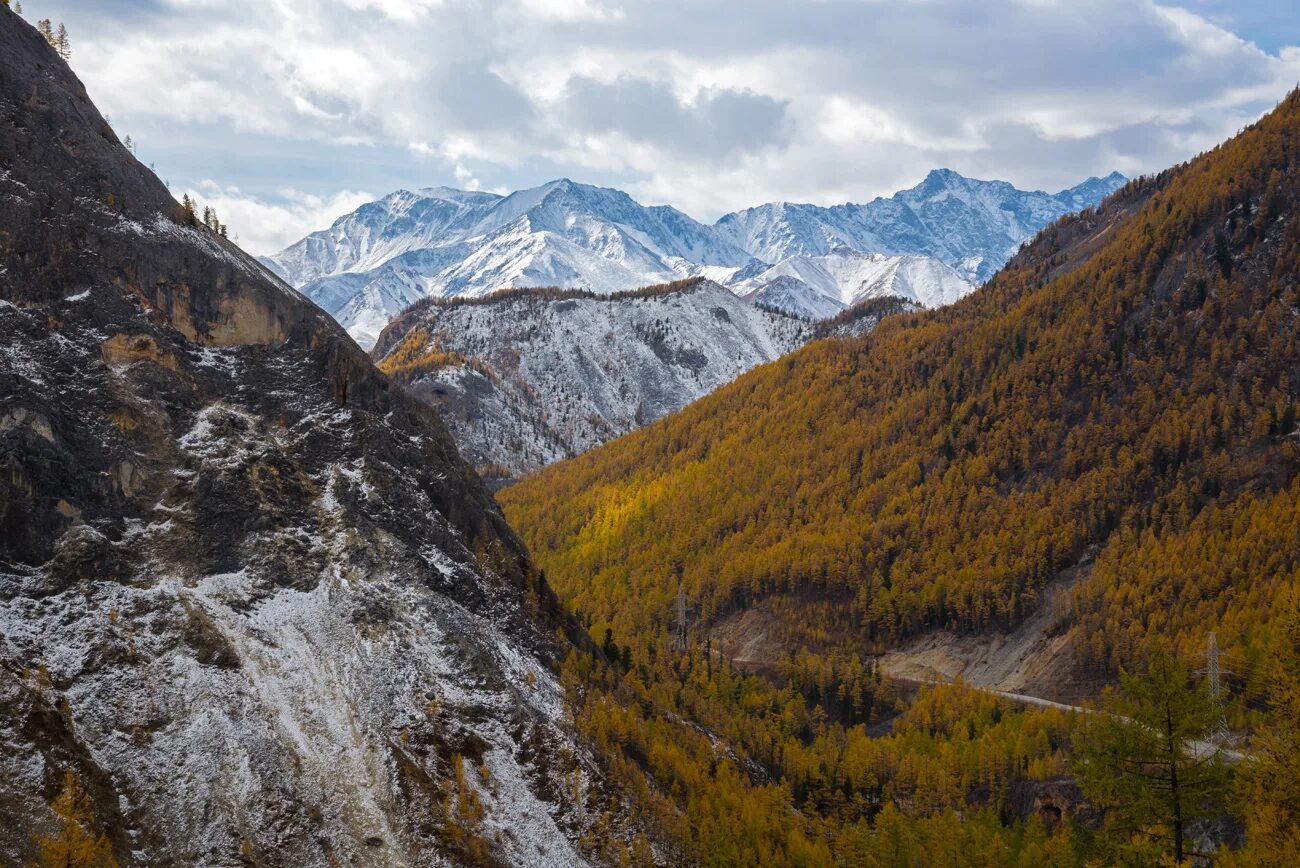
[
  {"x1": 714, "y1": 169, "x2": 1129, "y2": 284},
  {"x1": 267, "y1": 170, "x2": 1124, "y2": 346},
  {"x1": 734, "y1": 250, "x2": 971, "y2": 318},
  {"x1": 371, "y1": 279, "x2": 812, "y2": 479},
  {"x1": 264, "y1": 180, "x2": 756, "y2": 347}
]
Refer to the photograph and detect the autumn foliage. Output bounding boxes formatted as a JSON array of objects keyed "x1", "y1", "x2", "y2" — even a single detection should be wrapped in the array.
[
  {"x1": 34, "y1": 769, "x2": 116, "y2": 867},
  {"x1": 502, "y1": 91, "x2": 1300, "y2": 679}
]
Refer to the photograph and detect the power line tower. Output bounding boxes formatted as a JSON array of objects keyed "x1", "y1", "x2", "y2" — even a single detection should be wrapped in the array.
[
  {"x1": 675, "y1": 578, "x2": 688, "y2": 652},
  {"x1": 1204, "y1": 631, "x2": 1221, "y2": 700},
  {"x1": 1199, "y1": 631, "x2": 1231, "y2": 745}
]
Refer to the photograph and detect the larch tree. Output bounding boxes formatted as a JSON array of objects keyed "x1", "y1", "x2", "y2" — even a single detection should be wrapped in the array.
[
  {"x1": 35, "y1": 769, "x2": 117, "y2": 867},
  {"x1": 54, "y1": 23, "x2": 70, "y2": 60},
  {"x1": 179, "y1": 193, "x2": 197, "y2": 226},
  {"x1": 1230, "y1": 586, "x2": 1300, "y2": 866},
  {"x1": 1076, "y1": 648, "x2": 1231, "y2": 864}
]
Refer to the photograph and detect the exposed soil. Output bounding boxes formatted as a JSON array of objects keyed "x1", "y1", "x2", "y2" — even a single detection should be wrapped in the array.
[
  {"x1": 711, "y1": 560, "x2": 1107, "y2": 706},
  {"x1": 878, "y1": 563, "x2": 1103, "y2": 704}
]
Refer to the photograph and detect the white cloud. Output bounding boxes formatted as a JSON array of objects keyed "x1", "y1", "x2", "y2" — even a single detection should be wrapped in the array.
[
  {"x1": 453, "y1": 163, "x2": 482, "y2": 190},
  {"x1": 186, "y1": 183, "x2": 375, "y2": 255},
  {"x1": 45, "y1": 0, "x2": 1300, "y2": 237}
]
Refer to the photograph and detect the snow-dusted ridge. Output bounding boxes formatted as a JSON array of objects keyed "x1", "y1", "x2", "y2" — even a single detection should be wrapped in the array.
[
  {"x1": 267, "y1": 170, "x2": 1125, "y2": 345},
  {"x1": 372, "y1": 278, "x2": 812, "y2": 479}
]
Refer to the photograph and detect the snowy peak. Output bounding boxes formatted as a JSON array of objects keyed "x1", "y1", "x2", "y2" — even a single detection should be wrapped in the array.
[
  {"x1": 264, "y1": 185, "x2": 505, "y2": 288},
  {"x1": 714, "y1": 168, "x2": 1126, "y2": 286},
  {"x1": 736, "y1": 251, "x2": 971, "y2": 317},
  {"x1": 1057, "y1": 171, "x2": 1129, "y2": 209},
  {"x1": 266, "y1": 178, "x2": 756, "y2": 347},
  {"x1": 268, "y1": 168, "x2": 1122, "y2": 344}
]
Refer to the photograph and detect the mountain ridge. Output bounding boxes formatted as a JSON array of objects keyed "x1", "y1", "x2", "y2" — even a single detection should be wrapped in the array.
[
  {"x1": 265, "y1": 170, "x2": 1124, "y2": 346},
  {"x1": 499, "y1": 89, "x2": 1300, "y2": 700},
  {"x1": 0, "y1": 12, "x2": 632, "y2": 864},
  {"x1": 371, "y1": 278, "x2": 814, "y2": 480},
  {"x1": 713, "y1": 168, "x2": 1129, "y2": 283}
]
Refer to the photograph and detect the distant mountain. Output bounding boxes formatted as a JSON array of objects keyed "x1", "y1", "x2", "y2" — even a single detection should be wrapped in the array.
[
  {"x1": 264, "y1": 180, "x2": 756, "y2": 347},
  {"x1": 734, "y1": 250, "x2": 971, "y2": 317},
  {"x1": 266, "y1": 170, "x2": 1123, "y2": 346},
  {"x1": 371, "y1": 279, "x2": 812, "y2": 480},
  {"x1": 714, "y1": 169, "x2": 1128, "y2": 285}
]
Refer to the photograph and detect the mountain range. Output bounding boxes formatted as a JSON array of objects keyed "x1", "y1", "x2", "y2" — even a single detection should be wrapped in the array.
[
  {"x1": 5, "y1": 5, "x2": 1300, "y2": 864},
  {"x1": 263, "y1": 170, "x2": 1125, "y2": 346}
]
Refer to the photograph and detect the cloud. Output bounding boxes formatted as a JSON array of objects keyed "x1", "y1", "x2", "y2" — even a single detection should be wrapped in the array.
[
  {"x1": 41, "y1": 0, "x2": 1300, "y2": 240},
  {"x1": 185, "y1": 182, "x2": 375, "y2": 255},
  {"x1": 559, "y1": 76, "x2": 791, "y2": 159}
]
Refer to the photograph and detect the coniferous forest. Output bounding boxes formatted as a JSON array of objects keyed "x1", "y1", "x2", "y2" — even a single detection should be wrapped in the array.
[
  {"x1": 500, "y1": 90, "x2": 1300, "y2": 864},
  {"x1": 4, "y1": 2, "x2": 1300, "y2": 865}
]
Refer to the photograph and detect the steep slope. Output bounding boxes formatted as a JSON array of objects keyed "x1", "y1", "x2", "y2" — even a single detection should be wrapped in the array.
[
  {"x1": 0, "y1": 13, "x2": 624, "y2": 866},
  {"x1": 371, "y1": 279, "x2": 811, "y2": 480},
  {"x1": 714, "y1": 169, "x2": 1127, "y2": 284},
  {"x1": 501, "y1": 93, "x2": 1300, "y2": 692},
  {"x1": 265, "y1": 180, "x2": 757, "y2": 347}
]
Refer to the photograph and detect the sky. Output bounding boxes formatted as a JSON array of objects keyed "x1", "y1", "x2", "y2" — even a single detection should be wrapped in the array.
[{"x1": 24, "y1": 0, "x2": 1300, "y2": 254}]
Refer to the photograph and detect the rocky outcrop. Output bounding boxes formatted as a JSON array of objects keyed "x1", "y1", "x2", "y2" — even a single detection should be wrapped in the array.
[{"x1": 0, "y1": 10, "x2": 613, "y2": 865}]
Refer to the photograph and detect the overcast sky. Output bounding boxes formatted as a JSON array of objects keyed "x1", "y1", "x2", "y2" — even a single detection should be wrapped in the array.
[{"x1": 28, "y1": 0, "x2": 1300, "y2": 254}]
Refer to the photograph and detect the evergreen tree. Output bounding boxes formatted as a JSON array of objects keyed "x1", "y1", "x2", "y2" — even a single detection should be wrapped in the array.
[
  {"x1": 37, "y1": 18, "x2": 52, "y2": 44},
  {"x1": 179, "y1": 193, "x2": 197, "y2": 226},
  {"x1": 1231, "y1": 587, "x2": 1300, "y2": 866},
  {"x1": 1077, "y1": 648, "x2": 1231, "y2": 864},
  {"x1": 15, "y1": 1, "x2": 22, "y2": 15},
  {"x1": 35, "y1": 769, "x2": 117, "y2": 867},
  {"x1": 55, "y1": 23, "x2": 70, "y2": 60}
]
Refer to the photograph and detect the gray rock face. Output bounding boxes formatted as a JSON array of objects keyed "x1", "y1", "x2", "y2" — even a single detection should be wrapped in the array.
[
  {"x1": 371, "y1": 280, "x2": 812, "y2": 480},
  {"x1": 0, "y1": 11, "x2": 611, "y2": 866}
]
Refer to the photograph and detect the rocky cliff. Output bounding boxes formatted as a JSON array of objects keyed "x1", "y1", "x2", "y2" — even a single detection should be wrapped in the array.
[{"x1": 0, "y1": 11, "x2": 616, "y2": 865}]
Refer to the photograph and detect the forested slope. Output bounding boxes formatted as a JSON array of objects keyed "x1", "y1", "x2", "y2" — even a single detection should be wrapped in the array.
[{"x1": 502, "y1": 90, "x2": 1300, "y2": 680}]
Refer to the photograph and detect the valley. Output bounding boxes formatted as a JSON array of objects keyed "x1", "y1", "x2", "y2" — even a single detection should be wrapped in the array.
[{"x1": 4, "y1": 3, "x2": 1299, "y2": 866}]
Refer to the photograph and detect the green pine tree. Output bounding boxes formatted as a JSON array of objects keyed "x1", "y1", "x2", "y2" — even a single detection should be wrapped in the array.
[{"x1": 1077, "y1": 648, "x2": 1231, "y2": 864}]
